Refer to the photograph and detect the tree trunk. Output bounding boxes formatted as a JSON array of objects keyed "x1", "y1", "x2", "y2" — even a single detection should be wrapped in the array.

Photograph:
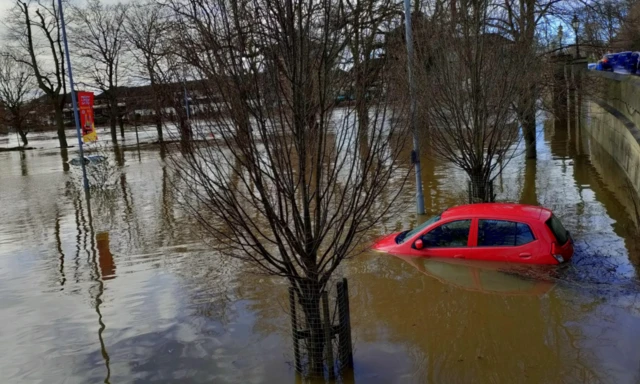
[
  {"x1": 469, "y1": 167, "x2": 492, "y2": 203},
  {"x1": 355, "y1": 71, "x2": 369, "y2": 135},
  {"x1": 522, "y1": 108, "x2": 536, "y2": 160},
  {"x1": 519, "y1": 158, "x2": 538, "y2": 205},
  {"x1": 518, "y1": 85, "x2": 537, "y2": 160},
  {"x1": 60, "y1": 147, "x2": 69, "y2": 172},
  {"x1": 110, "y1": 101, "x2": 118, "y2": 142},
  {"x1": 113, "y1": 143, "x2": 124, "y2": 167},
  {"x1": 119, "y1": 115, "x2": 125, "y2": 138},
  {"x1": 54, "y1": 106, "x2": 68, "y2": 149},
  {"x1": 155, "y1": 111, "x2": 163, "y2": 143},
  {"x1": 300, "y1": 279, "x2": 325, "y2": 377},
  {"x1": 150, "y1": 74, "x2": 164, "y2": 143},
  {"x1": 17, "y1": 129, "x2": 28, "y2": 147}
]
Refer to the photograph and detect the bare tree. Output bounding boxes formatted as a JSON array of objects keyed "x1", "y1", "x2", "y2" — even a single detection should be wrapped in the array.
[
  {"x1": 340, "y1": 0, "x2": 401, "y2": 132},
  {"x1": 490, "y1": 0, "x2": 564, "y2": 159},
  {"x1": 70, "y1": 0, "x2": 129, "y2": 142},
  {"x1": 6, "y1": 0, "x2": 68, "y2": 149},
  {"x1": 165, "y1": 0, "x2": 410, "y2": 375},
  {"x1": 0, "y1": 53, "x2": 39, "y2": 146},
  {"x1": 610, "y1": 1, "x2": 640, "y2": 51},
  {"x1": 123, "y1": 0, "x2": 170, "y2": 143},
  {"x1": 416, "y1": 0, "x2": 536, "y2": 202}
]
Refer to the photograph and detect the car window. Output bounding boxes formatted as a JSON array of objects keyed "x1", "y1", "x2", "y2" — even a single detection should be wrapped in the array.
[
  {"x1": 478, "y1": 220, "x2": 535, "y2": 246},
  {"x1": 515, "y1": 223, "x2": 535, "y2": 245},
  {"x1": 546, "y1": 215, "x2": 569, "y2": 245},
  {"x1": 421, "y1": 220, "x2": 471, "y2": 248}
]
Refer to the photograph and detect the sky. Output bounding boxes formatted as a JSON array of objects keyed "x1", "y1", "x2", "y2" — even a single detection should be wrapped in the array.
[{"x1": 0, "y1": 0, "x2": 126, "y2": 38}]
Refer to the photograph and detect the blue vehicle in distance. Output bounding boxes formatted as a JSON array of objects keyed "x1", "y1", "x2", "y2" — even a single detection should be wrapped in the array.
[
  {"x1": 596, "y1": 53, "x2": 618, "y2": 72},
  {"x1": 615, "y1": 51, "x2": 635, "y2": 73},
  {"x1": 624, "y1": 52, "x2": 640, "y2": 74},
  {"x1": 594, "y1": 51, "x2": 640, "y2": 74}
]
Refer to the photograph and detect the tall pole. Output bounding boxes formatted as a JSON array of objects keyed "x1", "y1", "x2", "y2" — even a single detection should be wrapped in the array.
[
  {"x1": 404, "y1": 0, "x2": 425, "y2": 215},
  {"x1": 58, "y1": 0, "x2": 89, "y2": 190},
  {"x1": 572, "y1": 14, "x2": 580, "y2": 59}
]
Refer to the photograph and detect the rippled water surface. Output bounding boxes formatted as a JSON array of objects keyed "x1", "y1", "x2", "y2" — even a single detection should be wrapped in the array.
[{"x1": 1, "y1": 114, "x2": 640, "y2": 383}]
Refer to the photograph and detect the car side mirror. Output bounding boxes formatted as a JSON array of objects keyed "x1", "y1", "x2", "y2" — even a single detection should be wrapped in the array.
[{"x1": 414, "y1": 238, "x2": 424, "y2": 250}]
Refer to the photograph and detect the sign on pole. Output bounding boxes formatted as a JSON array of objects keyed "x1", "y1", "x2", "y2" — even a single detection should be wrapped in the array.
[{"x1": 78, "y1": 91, "x2": 97, "y2": 143}]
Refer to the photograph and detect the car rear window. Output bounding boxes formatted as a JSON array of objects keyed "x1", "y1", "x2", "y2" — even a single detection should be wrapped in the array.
[{"x1": 546, "y1": 215, "x2": 569, "y2": 245}]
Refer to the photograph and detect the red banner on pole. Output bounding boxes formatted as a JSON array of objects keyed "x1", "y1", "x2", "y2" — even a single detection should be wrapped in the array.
[{"x1": 78, "y1": 91, "x2": 97, "y2": 143}]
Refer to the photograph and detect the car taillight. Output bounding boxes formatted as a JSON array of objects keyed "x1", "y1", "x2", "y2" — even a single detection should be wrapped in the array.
[{"x1": 603, "y1": 59, "x2": 608, "y2": 63}]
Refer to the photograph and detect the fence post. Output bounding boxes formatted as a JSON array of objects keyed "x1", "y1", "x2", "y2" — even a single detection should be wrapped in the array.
[
  {"x1": 322, "y1": 290, "x2": 335, "y2": 380},
  {"x1": 289, "y1": 287, "x2": 301, "y2": 373},
  {"x1": 336, "y1": 278, "x2": 354, "y2": 369}
]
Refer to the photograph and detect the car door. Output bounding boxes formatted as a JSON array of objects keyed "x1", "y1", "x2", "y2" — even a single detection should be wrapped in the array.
[
  {"x1": 413, "y1": 219, "x2": 472, "y2": 259},
  {"x1": 469, "y1": 219, "x2": 538, "y2": 262}
]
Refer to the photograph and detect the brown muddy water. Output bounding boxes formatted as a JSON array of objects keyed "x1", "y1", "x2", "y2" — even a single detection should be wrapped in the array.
[{"x1": 1, "y1": 116, "x2": 640, "y2": 384}]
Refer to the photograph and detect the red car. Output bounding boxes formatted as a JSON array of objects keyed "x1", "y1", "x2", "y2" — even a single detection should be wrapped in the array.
[{"x1": 372, "y1": 203, "x2": 574, "y2": 264}]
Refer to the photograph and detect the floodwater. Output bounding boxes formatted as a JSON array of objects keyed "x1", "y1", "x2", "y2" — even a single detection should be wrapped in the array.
[{"x1": 1, "y1": 111, "x2": 640, "y2": 384}]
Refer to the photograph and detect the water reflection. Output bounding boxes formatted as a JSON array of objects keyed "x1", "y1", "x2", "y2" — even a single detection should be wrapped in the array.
[
  {"x1": 97, "y1": 232, "x2": 116, "y2": 280},
  {"x1": 345, "y1": 253, "x2": 612, "y2": 383},
  {"x1": 392, "y1": 255, "x2": 555, "y2": 296},
  {"x1": 60, "y1": 148, "x2": 70, "y2": 172},
  {"x1": 20, "y1": 151, "x2": 28, "y2": 176},
  {"x1": 54, "y1": 209, "x2": 66, "y2": 288},
  {"x1": 546, "y1": 102, "x2": 640, "y2": 282},
  {"x1": 88, "y1": 199, "x2": 112, "y2": 384},
  {"x1": 519, "y1": 159, "x2": 538, "y2": 205}
]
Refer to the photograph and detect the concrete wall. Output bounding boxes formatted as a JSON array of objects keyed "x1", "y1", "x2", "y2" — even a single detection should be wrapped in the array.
[
  {"x1": 590, "y1": 71, "x2": 640, "y2": 130},
  {"x1": 583, "y1": 71, "x2": 640, "y2": 199}
]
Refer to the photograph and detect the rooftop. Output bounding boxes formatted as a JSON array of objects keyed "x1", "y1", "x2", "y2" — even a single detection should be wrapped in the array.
[{"x1": 441, "y1": 203, "x2": 550, "y2": 221}]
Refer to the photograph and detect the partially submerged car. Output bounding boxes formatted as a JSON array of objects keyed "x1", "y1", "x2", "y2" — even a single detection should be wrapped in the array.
[{"x1": 372, "y1": 203, "x2": 574, "y2": 265}]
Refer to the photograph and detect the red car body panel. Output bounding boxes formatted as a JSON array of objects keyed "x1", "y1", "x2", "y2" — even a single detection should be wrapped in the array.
[{"x1": 372, "y1": 203, "x2": 574, "y2": 265}]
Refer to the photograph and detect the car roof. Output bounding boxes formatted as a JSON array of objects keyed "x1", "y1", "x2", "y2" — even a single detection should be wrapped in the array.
[{"x1": 440, "y1": 203, "x2": 551, "y2": 221}]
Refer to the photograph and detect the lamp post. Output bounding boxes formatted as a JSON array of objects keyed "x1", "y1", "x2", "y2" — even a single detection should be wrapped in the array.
[
  {"x1": 572, "y1": 14, "x2": 580, "y2": 59},
  {"x1": 58, "y1": 0, "x2": 89, "y2": 191},
  {"x1": 403, "y1": 0, "x2": 425, "y2": 215}
]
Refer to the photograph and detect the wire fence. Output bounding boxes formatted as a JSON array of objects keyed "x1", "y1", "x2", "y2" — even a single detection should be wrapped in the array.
[
  {"x1": 468, "y1": 178, "x2": 495, "y2": 203},
  {"x1": 289, "y1": 278, "x2": 353, "y2": 379}
]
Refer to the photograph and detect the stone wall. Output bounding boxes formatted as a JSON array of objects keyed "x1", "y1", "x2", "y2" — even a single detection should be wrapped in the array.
[{"x1": 584, "y1": 71, "x2": 640, "y2": 199}]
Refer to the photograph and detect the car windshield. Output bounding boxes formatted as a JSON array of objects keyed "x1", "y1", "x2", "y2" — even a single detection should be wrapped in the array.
[{"x1": 397, "y1": 215, "x2": 441, "y2": 243}]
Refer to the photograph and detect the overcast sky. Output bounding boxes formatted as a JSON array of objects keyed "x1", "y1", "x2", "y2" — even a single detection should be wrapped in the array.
[{"x1": 0, "y1": 0, "x2": 126, "y2": 38}]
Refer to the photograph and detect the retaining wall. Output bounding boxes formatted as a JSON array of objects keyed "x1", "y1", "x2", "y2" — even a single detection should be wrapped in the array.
[{"x1": 584, "y1": 71, "x2": 640, "y2": 197}]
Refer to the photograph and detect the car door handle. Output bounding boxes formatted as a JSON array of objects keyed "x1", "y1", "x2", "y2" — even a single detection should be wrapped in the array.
[
  {"x1": 454, "y1": 254, "x2": 464, "y2": 259},
  {"x1": 519, "y1": 253, "x2": 532, "y2": 258}
]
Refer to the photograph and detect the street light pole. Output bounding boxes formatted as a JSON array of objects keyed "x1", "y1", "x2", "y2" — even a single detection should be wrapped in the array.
[
  {"x1": 403, "y1": 0, "x2": 425, "y2": 215},
  {"x1": 572, "y1": 14, "x2": 580, "y2": 59},
  {"x1": 58, "y1": 0, "x2": 89, "y2": 190}
]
